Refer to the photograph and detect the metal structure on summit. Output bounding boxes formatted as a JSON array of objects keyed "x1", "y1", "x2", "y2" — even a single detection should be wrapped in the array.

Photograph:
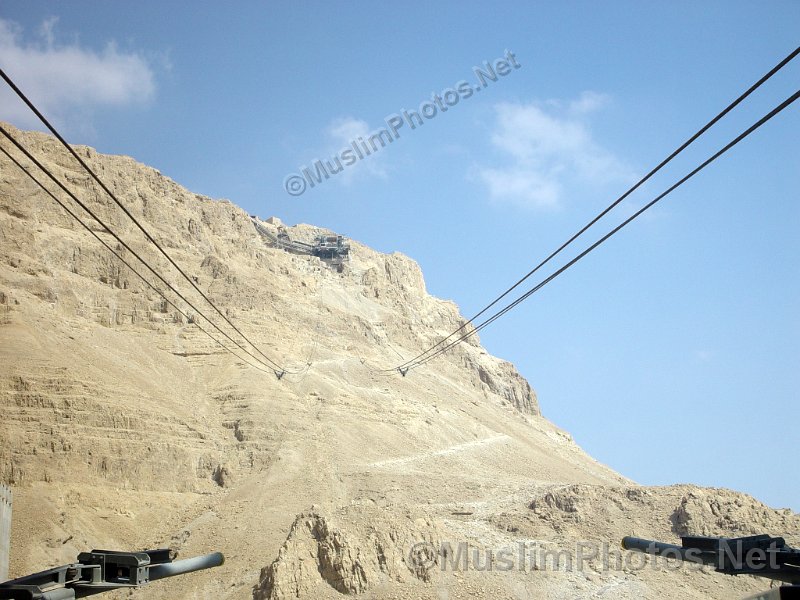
[{"x1": 251, "y1": 217, "x2": 351, "y2": 272}]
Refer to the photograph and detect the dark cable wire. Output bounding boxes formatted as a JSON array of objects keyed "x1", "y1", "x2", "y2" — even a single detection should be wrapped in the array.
[
  {"x1": 0, "y1": 144, "x2": 279, "y2": 375},
  {"x1": 0, "y1": 67, "x2": 287, "y2": 373},
  {"x1": 404, "y1": 88, "x2": 800, "y2": 371},
  {"x1": 389, "y1": 45, "x2": 800, "y2": 373},
  {"x1": 0, "y1": 125, "x2": 286, "y2": 377}
]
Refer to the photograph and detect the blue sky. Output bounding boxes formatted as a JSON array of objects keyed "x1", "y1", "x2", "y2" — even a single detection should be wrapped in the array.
[{"x1": 1, "y1": 2, "x2": 798, "y2": 510}]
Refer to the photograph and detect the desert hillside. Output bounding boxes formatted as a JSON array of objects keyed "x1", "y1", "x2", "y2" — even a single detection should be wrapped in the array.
[{"x1": 0, "y1": 123, "x2": 797, "y2": 599}]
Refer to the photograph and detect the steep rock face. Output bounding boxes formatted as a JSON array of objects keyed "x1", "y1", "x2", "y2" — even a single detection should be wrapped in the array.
[
  {"x1": 0, "y1": 123, "x2": 795, "y2": 600},
  {"x1": 464, "y1": 351, "x2": 538, "y2": 414}
]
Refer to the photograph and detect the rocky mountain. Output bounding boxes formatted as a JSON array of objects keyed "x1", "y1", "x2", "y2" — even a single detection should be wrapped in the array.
[{"x1": 0, "y1": 123, "x2": 797, "y2": 599}]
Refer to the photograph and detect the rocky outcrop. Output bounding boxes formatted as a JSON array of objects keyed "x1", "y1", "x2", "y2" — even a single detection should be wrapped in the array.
[
  {"x1": 671, "y1": 487, "x2": 798, "y2": 537},
  {"x1": 490, "y1": 483, "x2": 800, "y2": 544},
  {"x1": 254, "y1": 507, "x2": 440, "y2": 600}
]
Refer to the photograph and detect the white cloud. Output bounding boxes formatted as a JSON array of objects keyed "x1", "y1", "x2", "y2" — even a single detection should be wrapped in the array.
[
  {"x1": 477, "y1": 93, "x2": 634, "y2": 210},
  {"x1": 323, "y1": 116, "x2": 388, "y2": 184},
  {"x1": 694, "y1": 349, "x2": 713, "y2": 363},
  {"x1": 568, "y1": 91, "x2": 611, "y2": 115},
  {"x1": 327, "y1": 117, "x2": 370, "y2": 147},
  {"x1": 478, "y1": 168, "x2": 561, "y2": 209},
  {"x1": 0, "y1": 17, "x2": 155, "y2": 130}
]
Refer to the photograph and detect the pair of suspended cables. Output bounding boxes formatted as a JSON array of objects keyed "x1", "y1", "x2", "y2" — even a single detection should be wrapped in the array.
[
  {"x1": 0, "y1": 67, "x2": 295, "y2": 377},
  {"x1": 387, "y1": 46, "x2": 800, "y2": 375},
  {"x1": 0, "y1": 142, "x2": 282, "y2": 375}
]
